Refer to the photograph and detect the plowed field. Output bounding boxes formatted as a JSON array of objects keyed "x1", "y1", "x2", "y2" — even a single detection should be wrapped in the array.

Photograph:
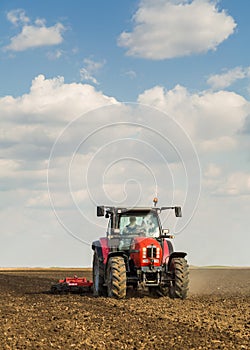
[{"x1": 0, "y1": 268, "x2": 249, "y2": 349}]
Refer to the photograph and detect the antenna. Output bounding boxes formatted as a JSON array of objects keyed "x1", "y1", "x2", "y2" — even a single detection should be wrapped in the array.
[{"x1": 153, "y1": 196, "x2": 158, "y2": 207}]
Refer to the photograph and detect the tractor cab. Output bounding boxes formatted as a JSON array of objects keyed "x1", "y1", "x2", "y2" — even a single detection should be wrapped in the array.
[
  {"x1": 119, "y1": 210, "x2": 160, "y2": 237},
  {"x1": 111, "y1": 209, "x2": 161, "y2": 251},
  {"x1": 98, "y1": 206, "x2": 179, "y2": 251},
  {"x1": 120, "y1": 211, "x2": 160, "y2": 251}
]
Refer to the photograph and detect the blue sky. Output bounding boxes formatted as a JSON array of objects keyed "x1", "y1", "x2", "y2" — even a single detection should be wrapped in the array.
[
  {"x1": 2, "y1": 0, "x2": 250, "y2": 100},
  {"x1": 0, "y1": 0, "x2": 250, "y2": 267}
]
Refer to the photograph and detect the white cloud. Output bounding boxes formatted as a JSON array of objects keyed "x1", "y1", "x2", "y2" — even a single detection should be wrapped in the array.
[
  {"x1": 118, "y1": 0, "x2": 236, "y2": 60},
  {"x1": 26, "y1": 189, "x2": 88, "y2": 209},
  {"x1": 1, "y1": 74, "x2": 250, "y2": 267},
  {"x1": 80, "y1": 58, "x2": 106, "y2": 84},
  {"x1": 215, "y1": 172, "x2": 250, "y2": 196},
  {"x1": 0, "y1": 75, "x2": 122, "y2": 257},
  {"x1": 202, "y1": 162, "x2": 224, "y2": 193},
  {"x1": 80, "y1": 68, "x2": 99, "y2": 85},
  {"x1": 0, "y1": 74, "x2": 116, "y2": 123},
  {"x1": 5, "y1": 18, "x2": 65, "y2": 51},
  {"x1": 124, "y1": 70, "x2": 137, "y2": 79},
  {"x1": 34, "y1": 18, "x2": 46, "y2": 27},
  {"x1": 204, "y1": 163, "x2": 222, "y2": 178},
  {"x1": 7, "y1": 9, "x2": 29, "y2": 26},
  {"x1": 0, "y1": 76, "x2": 117, "y2": 146},
  {"x1": 138, "y1": 85, "x2": 248, "y2": 150},
  {"x1": 0, "y1": 159, "x2": 21, "y2": 177},
  {"x1": 202, "y1": 164, "x2": 250, "y2": 199},
  {"x1": 83, "y1": 58, "x2": 105, "y2": 73},
  {"x1": 0, "y1": 74, "x2": 118, "y2": 195},
  {"x1": 199, "y1": 136, "x2": 237, "y2": 152},
  {"x1": 1, "y1": 79, "x2": 201, "y2": 241},
  {"x1": 46, "y1": 49, "x2": 63, "y2": 60},
  {"x1": 207, "y1": 66, "x2": 250, "y2": 90}
]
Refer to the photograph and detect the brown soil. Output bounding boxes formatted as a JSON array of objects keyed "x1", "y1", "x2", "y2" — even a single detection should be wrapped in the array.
[{"x1": 0, "y1": 268, "x2": 249, "y2": 349}]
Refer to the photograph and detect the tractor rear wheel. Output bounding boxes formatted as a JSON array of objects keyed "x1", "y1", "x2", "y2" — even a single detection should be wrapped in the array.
[
  {"x1": 169, "y1": 257, "x2": 189, "y2": 299},
  {"x1": 107, "y1": 256, "x2": 126, "y2": 299},
  {"x1": 93, "y1": 251, "x2": 106, "y2": 296}
]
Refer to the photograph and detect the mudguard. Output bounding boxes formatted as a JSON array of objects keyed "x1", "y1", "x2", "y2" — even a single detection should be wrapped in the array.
[
  {"x1": 167, "y1": 251, "x2": 187, "y2": 270},
  {"x1": 162, "y1": 239, "x2": 174, "y2": 265},
  {"x1": 92, "y1": 238, "x2": 110, "y2": 264}
]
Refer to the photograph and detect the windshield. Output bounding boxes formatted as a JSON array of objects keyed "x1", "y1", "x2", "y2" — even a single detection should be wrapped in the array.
[{"x1": 119, "y1": 212, "x2": 160, "y2": 238}]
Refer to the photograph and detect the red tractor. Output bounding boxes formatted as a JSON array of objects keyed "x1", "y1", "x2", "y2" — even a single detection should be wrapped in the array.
[{"x1": 92, "y1": 203, "x2": 189, "y2": 299}]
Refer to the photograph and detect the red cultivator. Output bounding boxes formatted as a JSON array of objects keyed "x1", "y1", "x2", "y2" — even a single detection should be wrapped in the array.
[{"x1": 51, "y1": 276, "x2": 93, "y2": 294}]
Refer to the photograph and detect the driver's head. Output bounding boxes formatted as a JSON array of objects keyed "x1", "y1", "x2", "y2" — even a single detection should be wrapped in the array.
[{"x1": 129, "y1": 216, "x2": 136, "y2": 224}]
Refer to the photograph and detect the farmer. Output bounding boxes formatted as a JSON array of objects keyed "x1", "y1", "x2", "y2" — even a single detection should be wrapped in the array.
[
  {"x1": 123, "y1": 216, "x2": 140, "y2": 235},
  {"x1": 120, "y1": 216, "x2": 141, "y2": 250}
]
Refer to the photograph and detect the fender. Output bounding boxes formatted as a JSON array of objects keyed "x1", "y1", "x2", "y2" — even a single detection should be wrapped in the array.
[
  {"x1": 92, "y1": 240, "x2": 101, "y2": 252},
  {"x1": 92, "y1": 240, "x2": 103, "y2": 262},
  {"x1": 167, "y1": 251, "x2": 187, "y2": 270},
  {"x1": 162, "y1": 239, "x2": 174, "y2": 265},
  {"x1": 106, "y1": 251, "x2": 129, "y2": 273},
  {"x1": 107, "y1": 251, "x2": 128, "y2": 263},
  {"x1": 92, "y1": 238, "x2": 110, "y2": 264}
]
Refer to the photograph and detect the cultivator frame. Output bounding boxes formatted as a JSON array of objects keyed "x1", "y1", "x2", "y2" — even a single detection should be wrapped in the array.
[{"x1": 51, "y1": 276, "x2": 93, "y2": 294}]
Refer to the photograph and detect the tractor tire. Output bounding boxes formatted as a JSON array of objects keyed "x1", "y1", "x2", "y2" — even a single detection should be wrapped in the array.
[
  {"x1": 93, "y1": 251, "x2": 106, "y2": 297},
  {"x1": 169, "y1": 257, "x2": 189, "y2": 299},
  {"x1": 107, "y1": 256, "x2": 126, "y2": 299}
]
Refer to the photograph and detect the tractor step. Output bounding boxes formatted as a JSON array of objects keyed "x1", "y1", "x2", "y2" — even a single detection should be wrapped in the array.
[{"x1": 51, "y1": 276, "x2": 93, "y2": 294}]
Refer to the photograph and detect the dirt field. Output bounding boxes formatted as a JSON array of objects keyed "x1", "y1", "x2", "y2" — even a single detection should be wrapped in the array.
[{"x1": 0, "y1": 268, "x2": 249, "y2": 350}]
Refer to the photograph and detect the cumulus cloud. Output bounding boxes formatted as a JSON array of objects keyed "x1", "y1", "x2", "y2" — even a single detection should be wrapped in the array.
[
  {"x1": 46, "y1": 49, "x2": 63, "y2": 60},
  {"x1": 5, "y1": 10, "x2": 65, "y2": 51},
  {"x1": 124, "y1": 70, "x2": 137, "y2": 79},
  {"x1": 138, "y1": 85, "x2": 248, "y2": 150},
  {"x1": 0, "y1": 74, "x2": 118, "y2": 193},
  {"x1": 242, "y1": 115, "x2": 250, "y2": 134},
  {"x1": 199, "y1": 136, "x2": 237, "y2": 152},
  {"x1": 0, "y1": 77, "x2": 201, "y2": 239},
  {"x1": 137, "y1": 83, "x2": 250, "y2": 205},
  {"x1": 204, "y1": 163, "x2": 222, "y2": 178},
  {"x1": 80, "y1": 58, "x2": 106, "y2": 84},
  {"x1": 118, "y1": 0, "x2": 236, "y2": 60},
  {"x1": 214, "y1": 172, "x2": 250, "y2": 196},
  {"x1": 6, "y1": 9, "x2": 29, "y2": 26},
  {"x1": 0, "y1": 74, "x2": 116, "y2": 124},
  {"x1": 1, "y1": 74, "x2": 250, "y2": 266},
  {"x1": 207, "y1": 66, "x2": 250, "y2": 90},
  {"x1": 0, "y1": 159, "x2": 21, "y2": 178},
  {"x1": 0, "y1": 75, "x2": 123, "y2": 256},
  {"x1": 2, "y1": 76, "x2": 245, "y2": 203}
]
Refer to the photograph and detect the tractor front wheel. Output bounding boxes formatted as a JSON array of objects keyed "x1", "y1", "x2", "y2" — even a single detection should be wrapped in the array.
[
  {"x1": 107, "y1": 256, "x2": 126, "y2": 299},
  {"x1": 169, "y1": 257, "x2": 189, "y2": 299}
]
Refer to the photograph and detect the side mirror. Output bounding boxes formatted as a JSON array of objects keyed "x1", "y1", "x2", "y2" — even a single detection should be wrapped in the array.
[
  {"x1": 97, "y1": 206, "x2": 105, "y2": 217},
  {"x1": 175, "y1": 206, "x2": 182, "y2": 217},
  {"x1": 160, "y1": 229, "x2": 174, "y2": 239},
  {"x1": 162, "y1": 228, "x2": 169, "y2": 234}
]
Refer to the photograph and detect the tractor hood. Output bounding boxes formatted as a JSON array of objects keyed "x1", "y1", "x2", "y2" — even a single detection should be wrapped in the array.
[{"x1": 130, "y1": 237, "x2": 162, "y2": 268}]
